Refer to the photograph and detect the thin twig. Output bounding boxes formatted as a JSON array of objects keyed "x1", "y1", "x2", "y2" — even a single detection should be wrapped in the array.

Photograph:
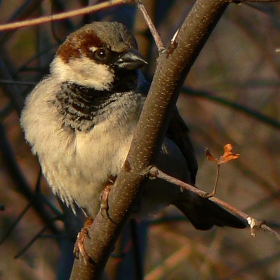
[
  {"x1": 0, "y1": 0, "x2": 132, "y2": 32},
  {"x1": 0, "y1": 170, "x2": 61, "y2": 246},
  {"x1": 0, "y1": 0, "x2": 277, "y2": 33},
  {"x1": 149, "y1": 165, "x2": 247, "y2": 218},
  {"x1": 148, "y1": 166, "x2": 280, "y2": 241},
  {"x1": 136, "y1": 0, "x2": 165, "y2": 52},
  {"x1": 0, "y1": 197, "x2": 36, "y2": 246},
  {"x1": 184, "y1": 87, "x2": 280, "y2": 130},
  {"x1": 206, "y1": 164, "x2": 220, "y2": 197},
  {"x1": 14, "y1": 217, "x2": 61, "y2": 259},
  {"x1": 261, "y1": 224, "x2": 280, "y2": 241},
  {"x1": 148, "y1": 166, "x2": 218, "y2": 199},
  {"x1": 0, "y1": 123, "x2": 61, "y2": 234}
]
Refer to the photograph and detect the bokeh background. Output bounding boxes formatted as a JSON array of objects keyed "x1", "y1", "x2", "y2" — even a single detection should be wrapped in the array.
[{"x1": 0, "y1": 0, "x2": 280, "y2": 279}]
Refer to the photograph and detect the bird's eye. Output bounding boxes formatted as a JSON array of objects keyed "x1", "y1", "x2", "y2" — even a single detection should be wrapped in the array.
[{"x1": 93, "y1": 47, "x2": 111, "y2": 63}]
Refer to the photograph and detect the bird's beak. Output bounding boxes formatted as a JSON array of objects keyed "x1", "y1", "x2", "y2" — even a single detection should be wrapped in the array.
[{"x1": 115, "y1": 49, "x2": 147, "y2": 70}]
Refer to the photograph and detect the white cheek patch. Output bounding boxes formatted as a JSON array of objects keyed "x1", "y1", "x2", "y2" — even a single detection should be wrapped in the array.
[
  {"x1": 51, "y1": 57, "x2": 114, "y2": 91},
  {"x1": 89, "y1": 46, "x2": 98, "y2": 52}
]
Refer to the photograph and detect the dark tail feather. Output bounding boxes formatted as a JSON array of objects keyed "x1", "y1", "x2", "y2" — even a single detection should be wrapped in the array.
[{"x1": 174, "y1": 194, "x2": 246, "y2": 230}]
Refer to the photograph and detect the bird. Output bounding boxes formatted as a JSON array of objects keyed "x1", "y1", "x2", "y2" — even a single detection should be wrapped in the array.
[{"x1": 20, "y1": 21, "x2": 246, "y2": 237}]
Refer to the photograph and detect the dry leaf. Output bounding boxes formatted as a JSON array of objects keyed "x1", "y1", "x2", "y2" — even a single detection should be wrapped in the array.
[
  {"x1": 218, "y1": 144, "x2": 240, "y2": 165},
  {"x1": 205, "y1": 144, "x2": 240, "y2": 165},
  {"x1": 205, "y1": 148, "x2": 217, "y2": 163}
]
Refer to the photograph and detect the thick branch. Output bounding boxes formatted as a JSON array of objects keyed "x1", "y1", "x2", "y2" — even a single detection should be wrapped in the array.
[{"x1": 70, "y1": 0, "x2": 230, "y2": 279}]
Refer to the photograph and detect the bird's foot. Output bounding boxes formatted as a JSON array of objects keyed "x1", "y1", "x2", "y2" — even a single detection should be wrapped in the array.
[
  {"x1": 73, "y1": 217, "x2": 94, "y2": 264},
  {"x1": 100, "y1": 175, "x2": 117, "y2": 218},
  {"x1": 100, "y1": 185, "x2": 112, "y2": 218}
]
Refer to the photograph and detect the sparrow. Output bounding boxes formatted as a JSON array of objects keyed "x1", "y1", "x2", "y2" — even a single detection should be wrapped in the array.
[{"x1": 20, "y1": 21, "x2": 246, "y2": 231}]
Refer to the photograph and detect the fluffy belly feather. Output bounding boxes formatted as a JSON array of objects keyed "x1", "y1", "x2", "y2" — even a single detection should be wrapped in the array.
[{"x1": 39, "y1": 117, "x2": 135, "y2": 216}]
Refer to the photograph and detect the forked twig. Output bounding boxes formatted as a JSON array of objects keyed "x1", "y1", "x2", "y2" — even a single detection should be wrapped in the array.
[
  {"x1": 148, "y1": 166, "x2": 280, "y2": 241},
  {"x1": 205, "y1": 144, "x2": 240, "y2": 197},
  {"x1": 206, "y1": 164, "x2": 220, "y2": 197}
]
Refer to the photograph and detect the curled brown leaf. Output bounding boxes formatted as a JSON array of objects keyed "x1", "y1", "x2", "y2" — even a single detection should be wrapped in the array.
[
  {"x1": 218, "y1": 144, "x2": 240, "y2": 165},
  {"x1": 205, "y1": 148, "x2": 217, "y2": 163},
  {"x1": 205, "y1": 144, "x2": 240, "y2": 165}
]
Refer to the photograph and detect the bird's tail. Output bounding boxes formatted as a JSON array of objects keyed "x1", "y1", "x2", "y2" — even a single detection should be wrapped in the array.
[{"x1": 173, "y1": 192, "x2": 246, "y2": 230}]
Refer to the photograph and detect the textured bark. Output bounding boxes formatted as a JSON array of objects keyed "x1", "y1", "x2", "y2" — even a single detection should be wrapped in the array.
[{"x1": 70, "y1": 0, "x2": 230, "y2": 279}]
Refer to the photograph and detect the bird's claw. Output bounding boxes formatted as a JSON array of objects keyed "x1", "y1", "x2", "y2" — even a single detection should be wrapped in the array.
[
  {"x1": 73, "y1": 217, "x2": 94, "y2": 264},
  {"x1": 100, "y1": 185, "x2": 112, "y2": 218}
]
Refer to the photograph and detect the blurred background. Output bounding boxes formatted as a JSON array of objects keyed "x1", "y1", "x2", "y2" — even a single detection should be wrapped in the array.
[{"x1": 0, "y1": 0, "x2": 280, "y2": 279}]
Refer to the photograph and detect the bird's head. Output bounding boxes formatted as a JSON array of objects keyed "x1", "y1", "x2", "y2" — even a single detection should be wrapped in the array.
[{"x1": 51, "y1": 22, "x2": 147, "y2": 91}]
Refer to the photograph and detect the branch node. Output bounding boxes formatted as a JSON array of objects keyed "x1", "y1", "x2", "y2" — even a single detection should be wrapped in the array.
[
  {"x1": 159, "y1": 47, "x2": 167, "y2": 54},
  {"x1": 166, "y1": 28, "x2": 180, "y2": 57},
  {"x1": 124, "y1": 159, "x2": 132, "y2": 171},
  {"x1": 146, "y1": 165, "x2": 158, "y2": 180},
  {"x1": 247, "y1": 217, "x2": 266, "y2": 237},
  {"x1": 201, "y1": 192, "x2": 211, "y2": 198}
]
